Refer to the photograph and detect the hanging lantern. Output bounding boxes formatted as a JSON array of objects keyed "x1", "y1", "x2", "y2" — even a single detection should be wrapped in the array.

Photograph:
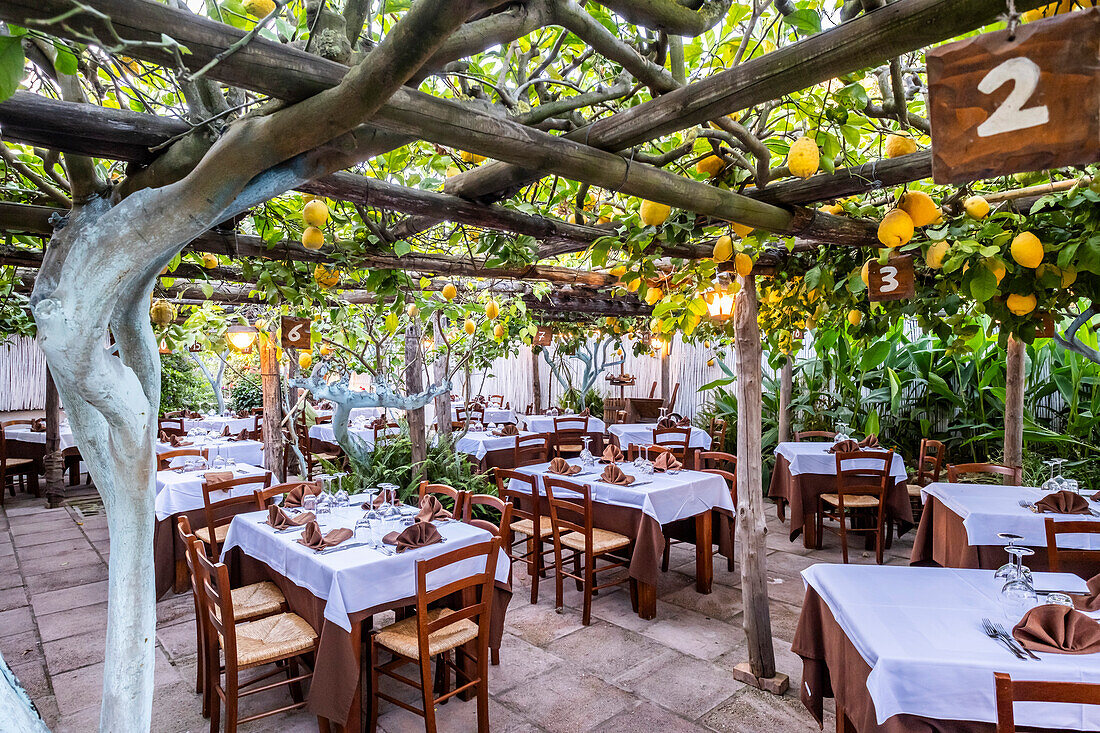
[
  {"x1": 705, "y1": 278, "x2": 736, "y2": 321},
  {"x1": 226, "y1": 323, "x2": 259, "y2": 352}
]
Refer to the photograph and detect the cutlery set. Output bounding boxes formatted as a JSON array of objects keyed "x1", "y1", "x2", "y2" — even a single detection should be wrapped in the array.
[{"x1": 981, "y1": 617, "x2": 1039, "y2": 660}]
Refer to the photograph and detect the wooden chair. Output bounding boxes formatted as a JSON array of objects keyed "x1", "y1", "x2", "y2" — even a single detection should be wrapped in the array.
[
  {"x1": 368, "y1": 539, "x2": 501, "y2": 733},
  {"x1": 653, "y1": 427, "x2": 691, "y2": 467},
  {"x1": 193, "y1": 541, "x2": 318, "y2": 733},
  {"x1": 544, "y1": 477, "x2": 632, "y2": 626},
  {"x1": 197, "y1": 472, "x2": 273, "y2": 557},
  {"x1": 418, "y1": 481, "x2": 468, "y2": 518},
  {"x1": 0, "y1": 421, "x2": 38, "y2": 504},
  {"x1": 946, "y1": 462, "x2": 1022, "y2": 485},
  {"x1": 158, "y1": 417, "x2": 186, "y2": 437},
  {"x1": 664, "y1": 382, "x2": 680, "y2": 412},
  {"x1": 61, "y1": 445, "x2": 87, "y2": 486},
  {"x1": 156, "y1": 447, "x2": 209, "y2": 471},
  {"x1": 795, "y1": 430, "x2": 836, "y2": 442},
  {"x1": 708, "y1": 417, "x2": 727, "y2": 451},
  {"x1": 513, "y1": 433, "x2": 550, "y2": 468},
  {"x1": 626, "y1": 443, "x2": 672, "y2": 462},
  {"x1": 660, "y1": 451, "x2": 738, "y2": 572},
  {"x1": 552, "y1": 416, "x2": 589, "y2": 458},
  {"x1": 906, "y1": 438, "x2": 946, "y2": 514},
  {"x1": 452, "y1": 405, "x2": 469, "y2": 431},
  {"x1": 994, "y1": 672, "x2": 1100, "y2": 733},
  {"x1": 468, "y1": 403, "x2": 486, "y2": 425},
  {"x1": 254, "y1": 480, "x2": 318, "y2": 509},
  {"x1": 295, "y1": 416, "x2": 343, "y2": 480},
  {"x1": 817, "y1": 450, "x2": 894, "y2": 564},
  {"x1": 487, "y1": 395, "x2": 504, "y2": 408},
  {"x1": 494, "y1": 469, "x2": 553, "y2": 605},
  {"x1": 373, "y1": 421, "x2": 400, "y2": 448},
  {"x1": 1044, "y1": 518, "x2": 1100, "y2": 578}
]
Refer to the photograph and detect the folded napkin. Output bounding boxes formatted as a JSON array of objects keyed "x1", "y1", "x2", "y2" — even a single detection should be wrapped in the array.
[
  {"x1": 1093, "y1": 490, "x2": 1100, "y2": 503},
  {"x1": 266, "y1": 505, "x2": 315, "y2": 529},
  {"x1": 384, "y1": 522, "x2": 442, "y2": 552},
  {"x1": 653, "y1": 452, "x2": 682, "y2": 472},
  {"x1": 601, "y1": 463, "x2": 635, "y2": 485},
  {"x1": 30, "y1": 418, "x2": 46, "y2": 432},
  {"x1": 656, "y1": 415, "x2": 690, "y2": 429},
  {"x1": 221, "y1": 425, "x2": 231, "y2": 437},
  {"x1": 237, "y1": 410, "x2": 250, "y2": 419},
  {"x1": 600, "y1": 445, "x2": 623, "y2": 464},
  {"x1": 578, "y1": 408, "x2": 591, "y2": 417},
  {"x1": 828, "y1": 439, "x2": 861, "y2": 454},
  {"x1": 858, "y1": 434, "x2": 879, "y2": 448},
  {"x1": 282, "y1": 482, "x2": 322, "y2": 508},
  {"x1": 1012, "y1": 604, "x2": 1100, "y2": 654},
  {"x1": 187, "y1": 410, "x2": 201, "y2": 418},
  {"x1": 167, "y1": 435, "x2": 192, "y2": 447},
  {"x1": 362, "y1": 493, "x2": 387, "y2": 511},
  {"x1": 159, "y1": 430, "x2": 171, "y2": 443},
  {"x1": 1035, "y1": 490, "x2": 1091, "y2": 515},
  {"x1": 203, "y1": 471, "x2": 233, "y2": 484},
  {"x1": 297, "y1": 521, "x2": 353, "y2": 550},
  {"x1": 416, "y1": 495, "x2": 452, "y2": 523},
  {"x1": 229, "y1": 429, "x2": 249, "y2": 441},
  {"x1": 370, "y1": 417, "x2": 387, "y2": 429},
  {"x1": 548, "y1": 457, "x2": 582, "y2": 475},
  {"x1": 1074, "y1": 572, "x2": 1100, "y2": 613},
  {"x1": 492, "y1": 424, "x2": 519, "y2": 436}
]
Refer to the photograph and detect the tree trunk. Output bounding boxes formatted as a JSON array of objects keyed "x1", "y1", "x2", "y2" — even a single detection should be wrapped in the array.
[
  {"x1": 260, "y1": 334, "x2": 285, "y2": 481},
  {"x1": 531, "y1": 347, "x2": 541, "y2": 414},
  {"x1": 1004, "y1": 336, "x2": 1025, "y2": 470},
  {"x1": 405, "y1": 321, "x2": 427, "y2": 475},
  {"x1": 733, "y1": 273, "x2": 778, "y2": 682},
  {"x1": 660, "y1": 339, "x2": 671, "y2": 409},
  {"x1": 44, "y1": 366, "x2": 65, "y2": 507},
  {"x1": 432, "y1": 312, "x2": 453, "y2": 436},
  {"x1": 778, "y1": 356, "x2": 793, "y2": 444}
]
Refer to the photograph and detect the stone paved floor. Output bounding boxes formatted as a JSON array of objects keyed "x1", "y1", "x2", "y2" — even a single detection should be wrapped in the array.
[{"x1": 0, "y1": 486, "x2": 917, "y2": 732}]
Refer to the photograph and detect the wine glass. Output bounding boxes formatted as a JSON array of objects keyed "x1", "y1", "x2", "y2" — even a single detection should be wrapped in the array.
[
  {"x1": 1041, "y1": 458, "x2": 1065, "y2": 492},
  {"x1": 302, "y1": 492, "x2": 318, "y2": 513},
  {"x1": 1043, "y1": 592, "x2": 1074, "y2": 608},
  {"x1": 579, "y1": 436, "x2": 594, "y2": 467},
  {"x1": 1000, "y1": 546, "x2": 1039, "y2": 624},
  {"x1": 995, "y1": 533, "x2": 1027, "y2": 582}
]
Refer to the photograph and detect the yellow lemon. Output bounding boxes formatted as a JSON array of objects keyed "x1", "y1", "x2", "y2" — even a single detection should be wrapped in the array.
[
  {"x1": 298, "y1": 352, "x2": 312, "y2": 370},
  {"x1": 925, "y1": 241, "x2": 950, "y2": 269},
  {"x1": 898, "y1": 191, "x2": 941, "y2": 227},
  {"x1": 713, "y1": 235, "x2": 733, "y2": 262},
  {"x1": 695, "y1": 155, "x2": 725, "y2": 177},
  {"x1": 644, "y1": 287, "x2": 663, "y2": 305},
  {"x1": 1011, "y1": 232, "x2": 1044, "y2": 268},
  {"x1": 964, "y1": 195, "x2": 990, "y2": 220},
  {"x1": 460, "y1": 151, "x2": 485, "y2": 164},
  {"x1": 493, "y1": 323, "x2": 504, "y2": 339},
  {"x1": 464, "y1": 318, "x2": 476, "y2": 335},
  {"x1": 569, "y1": 213, "x2": 584, "y2": 225},
  {"x1": 847, "y1": 310, "x2": 862, "y2": 327},
  {"x1": 704, "y1": 340, "x2": 711, "y2": 348},
  {"x1": 988, "y1": 258, "x2": 1008, "y2": 284},
  {"x1": 486, "y1": 300, "x2": 500, "y2": 320},
  {"x1": 877, "y1": 209, "x2": 915, "y2": 247},
  {"x1": 1006, "y1": 293, "x2": 1037, "y2": 316},
  {"x1": 303, "y1": 199, "x2": 329, "y2": 228},
  {"x1": 1061, "y1": 267, "x2": 1078, "y2": 288},
  {"x1": 884, "y1": 134, "x2": 917, "y2": 158},
  {"x1": 442, "y1": 283, "x2": 458, "y2": 301},
  {"x1": 150, "y1": 299, "x2": 176, "y2": 326},
  {"x1": 313, "y1": 264, "x2": 340, "y2": 289},
  {"x1": 707, "y1": 359, "x2": 715, "y2": 367},
  {"x1": 787, "y1": 136, "x2": 820, "y2": 178},
  {"x1": 640, "y1": 200, "x2": 672, "y2": 226},
  {"x1": 820, "y1": 203, "x2": 843, "y2": 215},
  {"x1": 242, "y1": 0, "x2": 275, "y2": 16},
  {"x1": 596, "y1": 216, "x2": 612, "y2": 225},
  {"x1": 301, "y1": 226, "x2": 324, "y2": 250},
  {"x1": 731, "y1": 222, "x2": 753, "y2": 239},
  {"x1": 201, "y1": 253, "x2": 219, "y2": 269},
  {"x1": 406, "y1": 303, "x2": 419, "y2": 318},
  {"x1": 319, "y1": 344, "x2": 332, "y2": 357},
  {"x1": 860, "y1": 261, "x2": 871, "y2": 286},
  {"x1": 735, "y1": 252, "x2": 754, "y2": 278}
]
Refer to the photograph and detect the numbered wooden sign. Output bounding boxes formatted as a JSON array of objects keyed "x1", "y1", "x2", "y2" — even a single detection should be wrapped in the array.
[
  {"x1": 534, "y1": 326, "x2": 553, "y2": 346},
  {"x1": 868, "y1": 256, "x2": 915, "y2": 302},
  {"x1": 280, "y1": 316, "x2": 311, "y2": 349},
  {"x1": 927, "y1": 9, "x2": 1100, "y2": 184}
]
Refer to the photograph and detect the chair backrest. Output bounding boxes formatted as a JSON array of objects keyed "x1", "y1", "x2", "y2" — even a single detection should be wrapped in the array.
[
  {"x1": 543, "y1": 477, "x2": 593, "y2": 550},
  {"x1": 463, "y1": 493, "x2": 514, "y2": 537},
  {"x1": 495, "y1": 469, "x2": 539, "y2": 530},
  {"x1": 256, "y1": 480, "x2": 319, "y2": 509},
  {"x1": 468, "y1": 403, "x2": 485, "y2": 419},
  {"x1": 626, "y1": 443, "x2": 671, "y2": 462},
  {"x1": 413, "y1": 538, "x2": 501, "y2": 662},
  {"x1": 708, "y1": 418, "x2": 727, "y2": 449},
  {"x1": 648, "y1": 381, "x2": 658, "y2": 398},
  {"x1": 653, "y1": 427, "x2": 691, "y2": 464},
  {"x1": 0, "y1": 420, "x2": 31, "y2": 465},
  {"x1": 552, "y1": 416, "x2": 589, "y2": 455},
  {"x1": 158, "y1": 417, "x2": 186, "y2": 437},
  {"x1": 156, "y1": 448, "x2": 209, "y2": 471},
  {"x1": 514, "y1": 433, "x2": 550, "y2": 467},
  {"x1": 915, "y1": 439, "x2": 946, "y2": 484},
  {"x1": 176, "y1": 516, "x2": 205, "y2": 603},
  {"x1": 1044, "y1": 518, "x2": 1100, "y2": 577},
  {"x1": 488, "y1": 395, "x2": 504, "y2": 408},
  {"x1": 252, "y1": 413, "x2": 263, "y2": 432},
  {"x1": 418, "y1": 481, "x2": 467, "y2": 517},
  {"x1": 994, "y1": 672, "x2": 1100, "y2": 733},
  {"x1": 250, "y1": 407, "x2": 263, "y2": 416},
  {"x1": 373, "y1": 422, "x2": 399, "y2": 446},
  {"x1": 697, "y1": 450, "x2": 737, "y2": 473},
  {"x1": 834, "y1": 450, "x2": 893, "y2": 506},
  {"x1": 192, "y1": 542, "x2": 238, "y2": 674},
  {"x1": 946, "y1": 462, "x2": 1022, "y2": 485},
  {"x1": 665, "y1": 382, "x2": 680, "y2": 411},
  {"x1": 795, "y1": 430, "x2": 836, "y2": 442},
  {"x1": 200, "y1": 472, "x2": 273, "y2": 555}
]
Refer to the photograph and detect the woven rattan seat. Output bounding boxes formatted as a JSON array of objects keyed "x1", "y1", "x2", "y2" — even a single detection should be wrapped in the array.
[
  {"x1": 510, "y1": 517, "x2": 552, "y2": 538},
  {"x1": 234, "y1": 612, "x2": 317, "y2": 668},
  {"x1": 559, "y1": 527, "x2": 630, "y2": 554},
  {"x1": 374, "y1": 608, "x2": 479, "y2": 660},
  {"x1": 231, "y1": 581, "x2": 286, "y2": 621},
  {"x1": 906, "y1": 483, "x2": 924, "y2": 497},
  {"x1": 4, "y1": 457, "x2": 34, "y2": 469},
  {"x1": 820, "y1": 493, "x2": 881, "y2": 509},
  {"x1": 194, "y1": 524, "x2": 230, "y2": 546}
]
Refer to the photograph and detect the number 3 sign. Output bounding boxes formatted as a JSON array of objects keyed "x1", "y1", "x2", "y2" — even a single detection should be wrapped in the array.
[
  {"x1": 928, "y1": 9, "x2": 1100, "y2": 185},
  {"x1": 868, "y1": 256, "x2": 916, "y2": 303}
]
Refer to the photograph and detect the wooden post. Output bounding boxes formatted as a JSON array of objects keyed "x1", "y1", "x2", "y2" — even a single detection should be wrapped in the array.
[
  {"x1": 1004, "y1": 335, "x2": 1025, "y2": 471},
  {"x1": 778, "y1": 356, "x2": 793, "y2": 444},
  {"x1": 730, "y1": 272, "x2": 788, "y2": 694},
  {"x1": 660, "y1": 338, "x2": 671, "y2": 408},
  {"x1": 259, "y1": 333, "x2": 285, "y2": 481},
  {"x1": 433, "y1": 312, "x2": 452, "y2": 436},
  {"x1": 44, "y1": 366, "x2": 64, "y2": 507},
  {"x1": 406, "y1": 321, "x2": 427, "y2": 474},
  {"x1": 531, "y1": 346, "x2": 541, "y2": 414}
]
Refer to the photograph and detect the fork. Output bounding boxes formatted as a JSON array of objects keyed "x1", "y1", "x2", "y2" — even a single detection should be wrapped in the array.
[
  {"x1": 993, "y1": 619, "x2": 1040, "y2": 660},
  {"x1": 981, "y1": 617, "x2": 1026, "y2": 659},
  {"x1": 1018, "y1": 500, "x2": 1036, "y2": 512}
]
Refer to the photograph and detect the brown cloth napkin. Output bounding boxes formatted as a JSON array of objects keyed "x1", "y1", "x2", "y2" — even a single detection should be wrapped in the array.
[
  {"x1": 1092, "y1": 490, "x2": 1100, "y2": 503},
  {"x1": 30, "y1": 418, "x2": 46, "y2": 432},
  {"x1": 828, "y1": 439, "x2": 861, "y2": 454},
  {"x1": 578, "y1": 408, "x2": 591, "y2": 417},
  {"x1": 362, "y1": 493, "x2": 387, "y2": 511},
  {"x1": 600, "y1": 463, "x2": 635, "y2": 485},
  {"x1": 282, "y1": 482, "x2": 323, "y2": 508},
  {"x1": 384, "y1": 522, "x2": 443, "y2": 552},
  {"x1": 858, "y1": 434, "x2": 879, "y2": 448},
  {"x1": 221, "y1": 425, "x2": 231, "y2": 437},
  {"x1": 416, "y1": 495, "x2": 452, "y2": 523},
  {"x1": 600, "y1": 445, "x2": 623, "y2": 464},
  {"x1": 492, "y1": 424, "x2": 519, "y2": 436},
  {"x1": 166, "y1": 435, "x2": 192, "y2": 447},
  {"x1": 266, "y1": 505, "x2": 315, "y2": 529},
  {"x1": 297, "y1": 521, "x2": 353, "y2": 550},
  {"x1": 548, "y1": 457, "x2": 582, "y2": 475},
  {"x1": 203, "y1": 471, "x2": 233, "y2": 484},
  {"x1": 1073, "y1": 572, "x2": 1100, "y2": 613},
  {"x1": 159, "y1": 430, "x2": 170, "y2": 443},
  {"x1": 370, "y1": 417, "x2": 388, "y2": 429},
  {"x1": 228, "y1": 429, "x2": 249, "y2": 441},
  {"x1": 653, "y1": 452, "x2": 682, "y2": 472},
  {"x1": 1035, "y1": 490, "x2": 1091, "y2": 515},
  {"x1": 656, "y1": 416, "x2": 690, "y2": 429},
  {"x1": 1012, "y1": 604, "x2": 1100, "y2": 654}
]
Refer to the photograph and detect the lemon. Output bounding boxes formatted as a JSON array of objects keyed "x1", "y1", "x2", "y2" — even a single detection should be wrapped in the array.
[
  {"x1": 464, "y1": 318, "x2": 476, "y2": 335},
  {"x1": 442, "y1": 283, "x2": 458, "y2": 300},
  {"x1": 1062, "y1": 267, "x2": 1078, "y2": 288},
  {"x1": 644, "y1": 287, "x2": 663, "y2": 305},
  {"x1": 735, "y1": 252, "x2": 754, "y2": 278},
  {"x1": 963, "y1": 195, "x2": 990, "y2": 220},
  {"x1": 486, "y1": 300, "x2": 499, "y2": 320},
  {"x1": 713, "y1": 235, "x2": 733, "y2": 262},
  {"x1": 242, "y1": 0, "x2": 275, "y2": 16},
  {"x1": 303, "y1": 199, "x2": 329, "y2": 228},
  {"x1": 1010, "y1": 232, "x2": 1044, "y2": 268},
  {"x1": 406, "y1": 303, "x2": 419, "y2": 318},
  {"x1": 201, "y1": 253, "x2": 218, "y2": 269},
  {"x1": 925, "y1": 241, "x2": 950, "y2": 269},
  {"x1": 847, "y1": 310, "x2": 862, "y2": 327},
  {"x1": 596, "y1": 216, "x2": 612, "y2": 225},
  {"x1": 301, "y1": 226, "x2": 324, "y2": 250},
  {"x1": 460, "y1": 151, "x2": 485, "y2": 164},
  {"x1": 704, "y1": 340, "x2": 711, "y2": 348},
  {"x1": 707, "y1": 358, "x2": 715, "y2": 367},
  {"x1": 640, "y1": 200, "x2": 671, "y2": 226},
  {"x1": 898, "y1": 191, "x2": 941, "y2": 227},
  {"x1": 569, "y1": 213, "x2": 584, "y2": 225},
  {"x1": 787, "y1": 136, "x2": 820, "y2": 178},
  {"x1": 820, "y1": 204, "x2": 843, "y2": 215},
  {"x1": 150, "y1": 299, "x2": 176, "y2": 326},
  {"x1": 1006, "y1": 293, "x2": 1037, "y2": 316},
  {"x1": 319, "y1": 345, "x2": 331, "y2": 357},
  {"x1": 313, "y1": 264, "x2": 340, "y2": 289},
  {"x1": 860, "y1": 261, "x2": 871, "y2": 286},
  {"x1": 493, "y1": 323, "x2": 505, "y2": 339},
  {"x1": 696, "y1": 155, "x2": 725, "y2": 177},
  {"x1": 884, "y1": 134, "x2": 917, "y2": 158},
  {"x1": 877, "y1": 209, "x2": 915, "y2": 247},
  {"x1": 731, "y1": 222, "x2": 753, "y2": 239},
  {"x1": 984, "y1": 258, "x2": 1006, "y2": 283},
  {"x1": 298, "y1": 352, "x2": 313, "y2": 370}
]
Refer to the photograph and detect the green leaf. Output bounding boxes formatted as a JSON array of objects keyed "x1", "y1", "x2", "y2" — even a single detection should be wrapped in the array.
[
  {"x1": 0, "y1": 36, "x2": 26, "y2": 102},
  {"x1": 53, "y1": 45, "x2": 78, "y2": 76},
  {"x1": 392, "y1": 240, "x2": 411, "y2": 257},
  {"x1": 782, "y1": 9, "x2": 821, "y2": 35},
  {"x1": 968, "y1": 266, "x2": 998, "y2": 302}
]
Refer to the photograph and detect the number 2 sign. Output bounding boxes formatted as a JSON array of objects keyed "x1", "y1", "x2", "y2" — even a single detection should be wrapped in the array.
[{"x1": 928, "y1": 9, "x2": 1100, "y2": 185}]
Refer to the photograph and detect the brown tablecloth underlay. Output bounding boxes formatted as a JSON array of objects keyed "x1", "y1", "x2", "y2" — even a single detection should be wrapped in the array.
[
  {"x1": 227, "y1": 547, "x2": 512, "y2": 727},
  {"x1": 768, "y1": 455, "x2": 914, "y2": 542},
  {"x1": 470, "y1": 433, "x2": 606, "y2": 473},
  {"x1": 154, "y1": 508, "x2": 208, "y2": 599},
  {"x1": 794, "y1": 586, "x2": 1054, "y2": 733}
]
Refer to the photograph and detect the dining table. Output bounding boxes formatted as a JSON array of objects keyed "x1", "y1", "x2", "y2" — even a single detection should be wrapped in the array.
[
  {"x1": 452, "y1": 405, "x2": 517, "y2": 425},
  {"x1": 911, "y1": 482, "x2": 1100, "y2": 574},
  {"x1": 607, "y1": 423, "x2": 712, "y2": 452},
  {"x1": 453, "y1": 428, "x2": 538, "y2": 471},
  {"x1": 4, "y1": 421, "x2": 82, "y2": 486},
  {"x1": 181, "y1": 414, "x2": 257, "y2": 433},
  {"x1": 511, "y1": 457, "x2": 736, "y2": 618},
  {"x1": 155, "y1": 436, "x2": 264, "y2": 468},
  {"x1": 521, "y1": 414, "x2": 607, "y2": 434},
  {"x1": 307, "y1": 422, "x2": 398, "y2": 452},
  {"x1": 221, "y1": 504, "x2": 512, "y2": 730},
  {"x1": 768, "y1": 441, "x2": 912, "y2": 547},
  {"x1": 794, "y1": 563, "x2": 1095, "y2": 732}
]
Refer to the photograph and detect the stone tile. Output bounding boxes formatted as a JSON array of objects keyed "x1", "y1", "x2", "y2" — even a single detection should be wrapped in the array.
[
  {"x1": 763, "y1": 600, "x2": 806, "y2": 645},
  {"x1": 700, "y1": 685, "x2": 821, "y2": 733},
  {"x1": 31, "y1": 580, "x2": 107, "y2": 616},
  {"x1": 17, "y1": 550, "x2": 104, "y2": 578},
  {"x1": 378, "y1": 696, "x2": 533, "y2": 733},
  {"x1": 661, "y1": 582, "x2": 744, "y2": 622},
  {"x1": 0, "y1": 586, "x2": 28, "y2": 612},
  {"x1": 0, "y1": 540, "x2": 15, "y2": 558},
  {"x1": 614, "y1": 650, "x2": 742, "y2": 720},
  {"x1": 23, "y1": 564, "x2": 109, "y2": 595},
  {"x1": 598, "y1": 701, "x2": 713, "y2": 732},
  {"x1": 51, "y1": 661, "x2": 106, "y2": 717},
  {"x1": 497, "y1": 666, "x2": 634, "y2": 733},
  {"x1": 0, "y1": 630, "x2": 40, "y2": 663},
  {"x1": 9, "y1": 660, "x2": 51, "y2": 702},
  {"x1": 12, "y1": 537, "x2": 93, "y2": 562},
  {"x1": 488, "y1": 632, "x2": 564, "y2": 695},
  {"x1": 0, "y1": 553, "x2": 19, "y2": 574},
  {"x1": 155, "y1": 620, "x2": 198, "y2": 662},
  {"x1": 636, "y1": 606, "x2": 742, "y2": 662},
  {"x1": 155, "y1": 593, "x2": 196, "y2": 627},
  {"x1": 0, "y1": 606, "x2": 36, "y2": 638},
  {"x1": 42, "y1": 628, "x2": 106, "y2": 676},
  {"x1": 37, "y1": 602, "x2": 108, "y2": 643},
  {"x1": 544, "y1": 621, "x2": 669, "y2": 683},
  {"x1": 504, "y1": 598, "x2": 586, "y2": 648},
  {"x1": 12, "y1": 527, "x2": 86, "y2": 547},
  {"x1": 9, "y1": 515, "x2": 77, "y2": 536}
]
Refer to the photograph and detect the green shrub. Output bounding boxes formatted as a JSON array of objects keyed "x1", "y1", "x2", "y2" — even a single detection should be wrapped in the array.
[
  {"x1": 229, "y1": 376, "x2": 263, "y2": 414},
  {"x1": 557, "y1": 387, "x2": 604, "y2": 417},
  {"x1": 160, "y1": 353, "x2": 214, "y2": 414}
]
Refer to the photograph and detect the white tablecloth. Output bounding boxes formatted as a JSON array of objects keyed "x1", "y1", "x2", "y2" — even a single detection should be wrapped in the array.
[
  {"x1": 307, "y1": 423, "x2": 399, "y2": 452},
  {"x1": 775, "y1": 441, "x2": 907, "y2": 483},
  {"x1": 154, "y1": 464, "x2": 269, "y2": 520},
  {"x1": 802, "y1": 564, "x2": 1095, "y2": 730},
  {"x1": 512, "y1": 458, "x2": 733, "y2": 525},
  {"x1": 608, "y1": 423, "x2": 712, "y2": 451},
  {"x1": 454, "y1": 430, "x2": 536, "y2": 461},
  {"x1": 521, "y1": 415, "x2": 606, "y2": 434},
  {"x1": 922, "y1": 482, "x2": 1100, "y2": 550},
  {"x1": 155, "y1": 438, "x2": 264, "y2": 468},
  {"x1": 222, "y1": 507, "x2": 510, "y2": 631},
  {"x1": 452, "y1": 407, "x2": 517, "y2": 424},
  {"x1": 4, "y1": 425, "x2": 77, "y2": 450},
  {"x1": 182, "y1": 415, "x2": 256, "y2": 433}
]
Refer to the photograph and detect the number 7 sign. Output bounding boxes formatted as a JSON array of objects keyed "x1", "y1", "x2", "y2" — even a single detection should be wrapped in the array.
[{"x1": 928, "y1": 9, "x2": 1100, "y2": 185}]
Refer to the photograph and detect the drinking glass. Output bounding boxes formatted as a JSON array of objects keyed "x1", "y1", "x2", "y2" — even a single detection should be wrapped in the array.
[
  {"x1": 226, "y1": 456, "x2": 237, "y2": 471},
  {"x1": 1001, "y1": 576, "x2": 1039, "y2": 625},
  {"x1": 316, "y1": 492, "x2": 331, "y2": 516},
  {"x1": 1043, "y1": 592, "x2": 1074, "y2": 608},
  {"x1": 302, "y1": 493, "x2": 318, "y2": 513},
  {"x1": 579, "y1": 436, "x2": 594, "y2": 467},
  {"x1": 995, "y1": 533, "x2": 1027, "y2": 582},
  {"x1": 210, "y1": 455, "x2": 226, "y2": 471},
  {"x1": 1041, "y1": 458, "x2": 1066, "y2": 492},
  {"x1": 334, "y1": 488, "x2": 350, "y2": 509}
]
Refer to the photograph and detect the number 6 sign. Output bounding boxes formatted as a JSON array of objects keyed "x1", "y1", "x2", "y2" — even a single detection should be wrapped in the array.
[
  {"x1": 280, "y1": 316, "x2": 311, "y2": 349},
  {"x1": 928, "y1": 9, "x2": 1100, "y2": 185}
]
